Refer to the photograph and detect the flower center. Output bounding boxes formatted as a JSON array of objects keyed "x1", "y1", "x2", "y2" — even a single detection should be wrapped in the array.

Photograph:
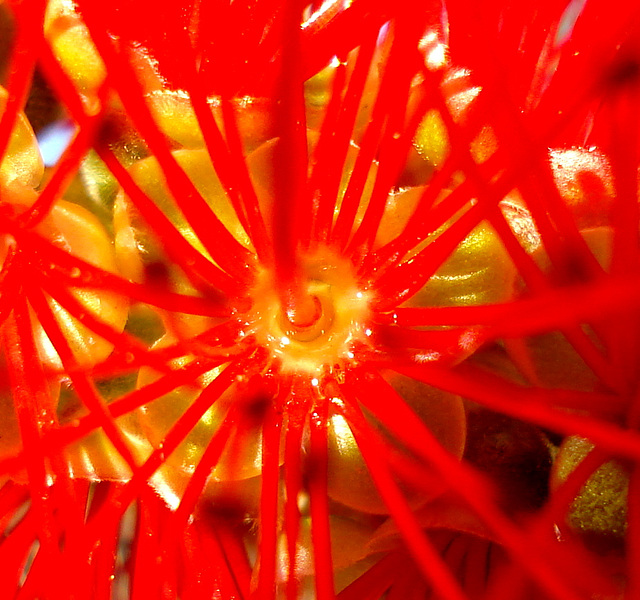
[{"x1": 245, "y1": 247, "x2": 373, "y2": 375}]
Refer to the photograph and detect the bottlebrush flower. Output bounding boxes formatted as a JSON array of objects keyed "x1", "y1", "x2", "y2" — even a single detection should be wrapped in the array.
[{"x1": 0, "y1": 0, "x2": 639, "y2": 599}]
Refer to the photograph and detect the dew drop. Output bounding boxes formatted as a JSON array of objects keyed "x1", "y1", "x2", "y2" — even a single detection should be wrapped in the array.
[
  {"x1": 69, "y1": 267, "x2": 81, "y2": 278},
  {"x1": 554, "y1": 524, "x2": 564, "y2": 542},
  {"x1": 156, "y1": 442, "x2": 166, "y2": 462},
  {"x1": 280, "y1": 335, "x2": 291, "y2": 346}
]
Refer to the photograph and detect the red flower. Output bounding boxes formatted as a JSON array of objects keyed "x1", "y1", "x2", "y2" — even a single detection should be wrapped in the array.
[{"x1": 0, "y1": 0, "x2": 638, "y2": 598}]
